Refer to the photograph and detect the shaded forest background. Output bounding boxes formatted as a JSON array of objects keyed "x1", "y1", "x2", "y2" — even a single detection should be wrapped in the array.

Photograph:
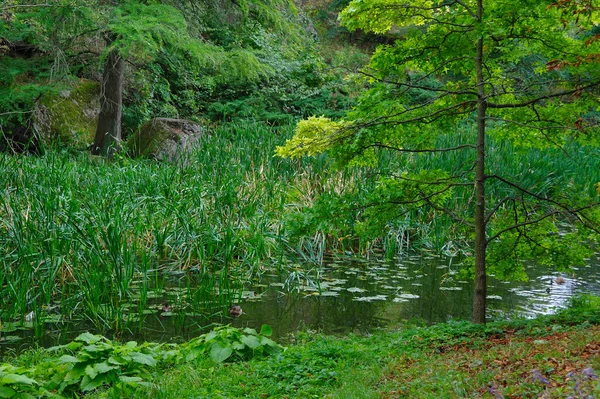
[{"x1": 0, "y1": 0, "x2": 373, "y2": 141}]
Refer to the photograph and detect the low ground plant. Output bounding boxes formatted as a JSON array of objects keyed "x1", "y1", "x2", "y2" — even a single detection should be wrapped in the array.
[{"x1": 0, "y1": 324, "x2": 282, "y2": 398}]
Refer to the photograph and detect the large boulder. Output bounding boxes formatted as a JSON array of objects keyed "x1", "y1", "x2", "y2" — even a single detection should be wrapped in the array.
[
  {"x1": 128, "y1": 118, "x2": 204, "y2": 162},
  {"x1": 33, "y1": 79, "x2": 100, "y2": 148}
]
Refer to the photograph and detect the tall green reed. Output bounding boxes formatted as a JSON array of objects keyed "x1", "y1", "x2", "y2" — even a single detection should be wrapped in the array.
[{"x1": 0, "y1": 122, "x2": 334, "y2": 334}]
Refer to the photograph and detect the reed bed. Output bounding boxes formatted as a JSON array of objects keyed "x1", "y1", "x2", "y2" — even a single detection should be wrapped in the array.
[
  {"x1": 1, "y1": 121, "x2": 598, "y2": 334},
  {"x1": 0, "y1": 122, "x2": 334, "y2": 331}
]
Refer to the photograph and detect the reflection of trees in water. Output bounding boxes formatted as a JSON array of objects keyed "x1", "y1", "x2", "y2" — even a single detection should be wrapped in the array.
[{"x1": 236, "y1": 256, "x2": 600, "y2": 337}]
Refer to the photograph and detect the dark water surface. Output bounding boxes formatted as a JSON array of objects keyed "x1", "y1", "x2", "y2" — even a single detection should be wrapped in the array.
[
  {"x1": 2, "y1": 253, "x2": 599, "y2": 354},
  {"x1": 232, "y1": 253, "x2": 600, "y2": 337}
]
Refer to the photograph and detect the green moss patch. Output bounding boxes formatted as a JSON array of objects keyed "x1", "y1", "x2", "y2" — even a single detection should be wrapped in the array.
[{"x1": 34, "y1": 79, "x2": 99, "y2": 148}]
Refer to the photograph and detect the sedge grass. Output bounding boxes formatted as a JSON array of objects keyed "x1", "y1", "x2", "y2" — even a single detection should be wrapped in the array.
[
  {"x1": 0, "y1": 122, "x2": 325, "y2": 331},
  {"x1": 1, "y1": 121, "x2": 599, "y2": 337}
]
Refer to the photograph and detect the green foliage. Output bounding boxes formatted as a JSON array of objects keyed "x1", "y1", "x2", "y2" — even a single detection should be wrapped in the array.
[
  {"x1": 276, "y1": 116, "x2": 350, "y2": 158},
  {"x1": 567, "y1": 294, "x2": 600, "y2": 313},
  {"x1": 181, "y1": 324, "x2": 283, "y2": 363},
  {"x1": 2, "y1": 0, "x2": 347, "y2": 137},
  {"x1": 277, "y1": 0, "x2": 600, "y2": 297},
  {"x1": 47, "y1": 332, "x2": 173, "y2": 395},
  {"x1": 0, "y1": 57, "x2": 55, "y2": 128},
  {"x1": 0, "y1": 324, "x2": 282, "y2": 398},
  {"x1": 0, "y1": 363, "x2": 44, "y2": 399}
]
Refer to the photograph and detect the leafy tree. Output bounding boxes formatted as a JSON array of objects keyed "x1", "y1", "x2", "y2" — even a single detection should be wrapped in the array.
[
  {"x1": 277, "y1": 0, "x2": 600, "y2": 323},
  {"x1": 1, "y1": 0, "x2": 302, "y2": 155}
]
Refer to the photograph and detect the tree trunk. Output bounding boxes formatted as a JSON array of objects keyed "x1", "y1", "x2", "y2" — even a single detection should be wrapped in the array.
[
  {"x1": 92, "y1": 47, "x2": 123, "y2": 157},
  {"x1": 473, "y1": 0, "x2": 488, "y2": 324}
]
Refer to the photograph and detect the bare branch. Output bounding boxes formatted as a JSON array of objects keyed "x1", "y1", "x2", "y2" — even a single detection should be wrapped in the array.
[
  {"x1": 484, "y1": 196, "x2": 516, "y2": 224},
  {"x1": 360, "y1": 142, "x2": 476, "y2": 154},
  {"x1": 423, "y1": 197, "x2": 475, "y2": 227},
  {"x1": 487, "y1": 210, "x2": 562, "y2": 244},
  {"x1": 452, "y1": 0, "x2": 478, "y2": 19}
]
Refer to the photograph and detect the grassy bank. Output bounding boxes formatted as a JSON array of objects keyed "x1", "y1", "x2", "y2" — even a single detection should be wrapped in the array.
[
  {"x1": 90, "y1": 310, "x2": 600, "y2": 399},
  {"x1": 2, "y1": 298, "x2": 599, "y2": 398}
]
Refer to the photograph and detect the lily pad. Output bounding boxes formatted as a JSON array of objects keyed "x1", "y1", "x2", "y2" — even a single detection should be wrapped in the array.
[
  {"x1": 353, "y1": 295, "x2": 387, "y2": 302},
  {"x1": 347, "y1": 287, "x2": 366, "y2": 293},
  {"x1": 398, "y1": 293, "x2": 420, "y2": 299}
]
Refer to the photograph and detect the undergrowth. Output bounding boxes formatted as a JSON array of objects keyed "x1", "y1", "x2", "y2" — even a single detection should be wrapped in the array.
[{"x1": 3, "y1": 298, "x2": 597, "y2": 398}]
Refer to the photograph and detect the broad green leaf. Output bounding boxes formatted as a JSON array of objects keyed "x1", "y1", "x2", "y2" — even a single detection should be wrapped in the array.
[
  {"x1": 129, "y1": 352, "x2": 157, "y2": 366},
  {"x1": 240, "y1": 335, "x2": 261, "y2": 349},
  {"x1": 231, "y1": 341, "x2": 245, "y2": 350},
  {"x1": 64, "y1": 366, "x2": 87, "y2": 384},
  {"x1": 204, "y1": 331, "x2": 218, "y2": 342},
  {"x1": 82, "y1": 343, "x2": 110, "y2": 352},
  {"x1": 75, "y1": 332, "x2": 103, "y2": 344},
  {"x1": 259, "y1": 324, "x2": 273, "y2": 337},
  {"x1": 1, "y1": 373, "x2": 37, "y2": 385},
  {"x1": 80, "y1": 374, "x2": 108, "y2": 392},
  {"x1": 185, "y1": 347, "x2": 204, "y2": 362},
  {"x1": 84, "y1": 364, "x2": 97, "y2": 380},
  {"x1": 209, "y1": 342, "x2": 233, "y2": 363},
  {"x1": 0, "y1": 386, "x2": 16, "y2": 398},
  {"x1": 58, "y1": 355, "x2": 80, "y2": 363},
  {"x1": 107, "y1": 356, "x2": 123, "y2": 365}
]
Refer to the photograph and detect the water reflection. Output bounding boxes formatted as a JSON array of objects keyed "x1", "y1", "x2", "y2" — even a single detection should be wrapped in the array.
[{"x1": 231, "y1": 255, "x2": 600, "y2": 339}]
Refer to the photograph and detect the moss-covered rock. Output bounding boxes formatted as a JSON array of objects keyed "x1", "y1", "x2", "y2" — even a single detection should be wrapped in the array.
[
  {"x1": 128, "y1": 118, "x2": 205, "y2": 163},
  {"x1": 33, "y1": 79, "x2": 100, "y2": 148}
]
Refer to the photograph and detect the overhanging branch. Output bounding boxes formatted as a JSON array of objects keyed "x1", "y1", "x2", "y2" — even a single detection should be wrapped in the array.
[{"x1": 487, "y1": 81, "x2": 600, "y2": 109}]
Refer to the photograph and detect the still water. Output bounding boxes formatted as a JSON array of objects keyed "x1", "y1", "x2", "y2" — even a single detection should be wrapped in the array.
[
  {"x1": 230, "y1": 253, "x2": 600, "y2": 338},
  {"x1": 2, "y1": 253, "x2": 599, "y2": 353}
]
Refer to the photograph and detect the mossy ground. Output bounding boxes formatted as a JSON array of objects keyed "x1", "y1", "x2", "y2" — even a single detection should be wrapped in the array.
[{"x1": 79, "y1": 309, "x2": 599, "y2": 399}]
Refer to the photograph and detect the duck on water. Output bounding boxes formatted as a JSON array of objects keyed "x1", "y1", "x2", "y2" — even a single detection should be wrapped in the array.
[{"x1": 229, "y1": 305, "x2": 243, "y2": 317}]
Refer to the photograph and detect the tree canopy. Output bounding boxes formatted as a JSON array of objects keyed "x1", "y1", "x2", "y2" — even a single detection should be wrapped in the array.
[{"x1": 277, "y1": 0, "x2": 600, "y2": 322}]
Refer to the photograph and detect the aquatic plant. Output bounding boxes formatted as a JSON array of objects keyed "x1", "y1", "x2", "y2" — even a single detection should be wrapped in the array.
[{"x1": 0, "y1": 122, "x2": 328, "y2": 332}]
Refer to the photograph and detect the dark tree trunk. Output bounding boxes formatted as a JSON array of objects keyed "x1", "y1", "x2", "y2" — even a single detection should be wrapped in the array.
[
  {"x1": 473, "y1": 0, "x2": 488, "y2": 324},
  {"x1": 92, "y1": 47, "x2": 123, "y2": 157}
]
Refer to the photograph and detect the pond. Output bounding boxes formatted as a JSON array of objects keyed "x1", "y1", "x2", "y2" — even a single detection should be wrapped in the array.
[{"x1": 2, "y1": 252, "x2": 600, "y2": 354}]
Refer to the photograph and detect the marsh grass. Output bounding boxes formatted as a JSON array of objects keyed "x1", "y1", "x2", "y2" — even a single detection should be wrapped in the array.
[
  {"x1": 1, "y1": 121, "x2": 599, "y2": 338},
  {"x1": 0, "y1": 122, "x2": 333, "y2": 333}
]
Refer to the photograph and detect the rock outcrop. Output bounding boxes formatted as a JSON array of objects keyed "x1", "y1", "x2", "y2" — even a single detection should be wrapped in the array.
[
  {"x1": 128, "y1": 118, "x2": 204, "y2": 162},
  {"x1": 33, "y1": 79, "x2": 100, "y2": 148}
]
